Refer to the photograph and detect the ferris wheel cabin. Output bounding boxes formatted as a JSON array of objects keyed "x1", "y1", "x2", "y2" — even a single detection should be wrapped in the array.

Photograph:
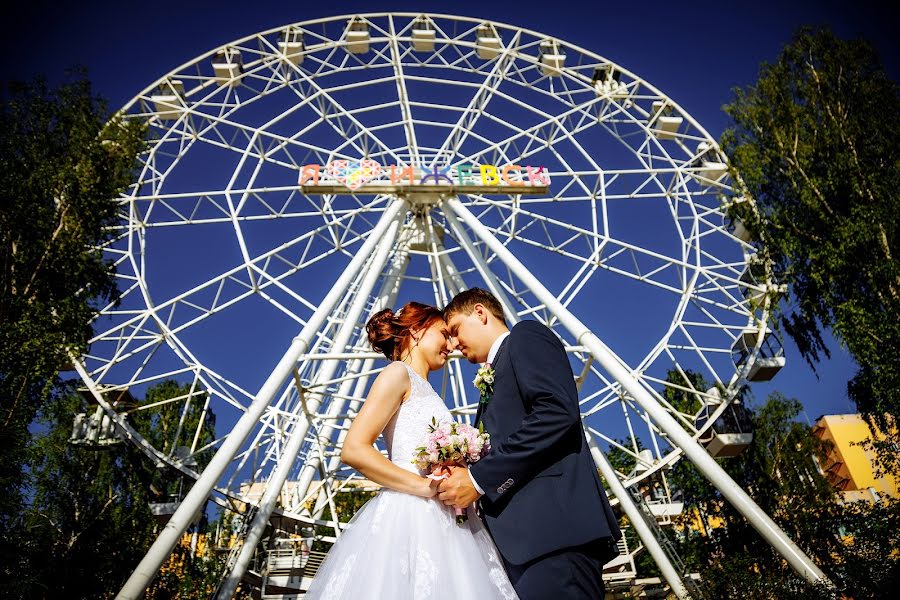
[
  {"x1": 732, "y1": 328, "x2": 786, "y2": 381},
  {"x1": 724, "y1": 197, "x2": 755, "y2": 243},
  {"x1": 411, "y1": 17, "x2": 436, "y2": 52},
  {"x1": 539, "y1": 40, "x2": 566, "y2": 76},
  {"x1": 150, "y1": 79, "x2": 184, "y2": 121},
  {"x1": 628, "y1": 449, "x2": 685, "y2": 521},
  {"x1": 592, "y1": 65, "x2": 628, "y2": 99},
  {"x1": 279, "y1": 28, "x2": 305, "y2": 64},
  {"x1": 695, "y1": 387, "x2": 754, "y2": 458},
  {"x1": 147, "y1": 446, "x2": 201, "y2": 526},
  {"x1": 694, "y1": 142, "x2": 728, "y2": 184},
  {"x1": 212, "y1": 49, "x2": 243, "y2": 87},
  {"x1": 476, "y1": 24, "x2": 502, "y2": 59},
  {"x1": 650, "y1": 101, "x2": 684, "y2": 140},
  {"x1": 346, "y1": 18, "x2": 370, "y2": 54}
]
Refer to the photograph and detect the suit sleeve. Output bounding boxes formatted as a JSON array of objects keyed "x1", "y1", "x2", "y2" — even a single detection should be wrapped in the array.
[{"x1": 470, "y1": 321, "x2": 581, "y2": 502}]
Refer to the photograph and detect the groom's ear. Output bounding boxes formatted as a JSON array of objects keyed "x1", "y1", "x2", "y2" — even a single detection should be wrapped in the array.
[{"x1": 473, "y1": 303, "x2": 489, "y2": 325}]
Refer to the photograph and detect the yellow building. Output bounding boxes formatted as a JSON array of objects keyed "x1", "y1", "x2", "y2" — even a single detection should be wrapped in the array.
[
  {"x1": 678, "y1": 505, "x2": 726, "y2": 537},
  {"x1": 812, "y1": 414, "x2": 899, "y2": 501}
]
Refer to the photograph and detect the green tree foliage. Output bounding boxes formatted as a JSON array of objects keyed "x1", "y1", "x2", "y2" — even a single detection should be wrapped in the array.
[
  {"x1": 661, "y1": 368, "x2": 709, "y2": 417},
  {"x1": 130, "y1": 379, "x2": 217, "y2": 505},
  {"x1": 132, "y1": 380, "x2": 216, "y2": 460},
  {"x1": 668, "y1": 391, "x2": 900, "y2": 599},
  {"x1": 0, "y1": 72, "x2": 145, "y2": 539},
  {"x1": 721, "y1": 28, "x2": 900, "y2": 473},
  {"x1": 147, "y1": 516, "x2": 252, "y2": 600},
  {"x1": 310, "y1": 488, "x2": 377, "y2": 553},
  {"x1": 4, "y1": 379, "x2": 223, "y2": 599},
  {"x1": 9, "y1": 391, "x2": 157, "y2": 598}
]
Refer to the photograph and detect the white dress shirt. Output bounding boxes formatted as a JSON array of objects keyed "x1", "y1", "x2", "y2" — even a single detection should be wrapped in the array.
[
  {"x1": 486, "y1": 331, "x2": 510, "y2": 366},
  {"x1": 468, "y1": 331, "x2": 510, "y2": 495}
]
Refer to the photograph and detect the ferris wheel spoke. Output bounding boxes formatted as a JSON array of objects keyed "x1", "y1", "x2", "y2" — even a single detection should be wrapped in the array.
[
  {"x1": 120, "y1": 188, "x2": 377, "y2": 228},
  {"x1": 185, "y1": 109, "x2": 350, "y2": 168},
  {"x1": 691, "y1": 268, "x2": 748, "y2": 309},
  {"x1": 452, "y1": 94, "x2": 607, "y2": 167},
  {"x1": 456, "y1": 194, "x2": 752, "y2": 308},
  {"x1": 432, "y1": 31, "x2": 520, "y2": 167},
  {"x1": 253, "y1": 50, "x2": 403, "y2": 161},
  {"x1": 457, "y1": 219, "x2": 751, "y2": 325},
  {"x1": 138, "y1": 121, "x2": 335, "y2": 204},
  {"x1": 280, "y1": 59, "x2": 406, "y2": 164},
  {"x1": 143, "y1": 68, "x2": 381, "y2": 168},
  {"x1": 387, "y1": 16, "x2": 422, "y2": 164},
  {"x1": 86, "y1": 313, "x2": 157, "y2": 381},
  {"x1": 91, "y1": 202, "x2": 389, "y2": 352},
  {"x1": 278, "y1": 78, "x2": 394, "y2": 162}
]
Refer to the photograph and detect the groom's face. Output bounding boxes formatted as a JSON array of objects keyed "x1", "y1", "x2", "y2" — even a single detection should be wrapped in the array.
[{"x1": 445, "y1": 305, "x2": 491, "y2": 364}]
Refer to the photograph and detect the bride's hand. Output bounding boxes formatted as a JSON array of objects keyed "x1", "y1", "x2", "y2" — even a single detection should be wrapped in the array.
[
  {"x1": 421, "y1": 475, "x2": 442, "y2": 498},
  {"x1": 420, "y1": 464, "x2": 453, "y2": 497}
]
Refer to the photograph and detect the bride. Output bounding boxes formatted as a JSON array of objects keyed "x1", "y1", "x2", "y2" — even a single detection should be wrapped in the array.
[{"x1": 304, "y1": 301, "x2": 518, "y2": 600}]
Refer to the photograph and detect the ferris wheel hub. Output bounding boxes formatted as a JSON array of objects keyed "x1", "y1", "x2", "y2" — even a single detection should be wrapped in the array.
[{"x1": 405, "y1": 192, "x2": 444, "y2": 206}]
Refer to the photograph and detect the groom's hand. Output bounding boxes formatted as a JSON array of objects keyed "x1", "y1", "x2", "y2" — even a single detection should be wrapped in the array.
[{"x1": 437, "y1": 466, "x2": 481, "y2": 509}]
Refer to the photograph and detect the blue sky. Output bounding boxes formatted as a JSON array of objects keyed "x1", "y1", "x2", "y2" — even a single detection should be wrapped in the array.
[{"x1": 3, "y1": 0, "x2": 894, "y2": 425}]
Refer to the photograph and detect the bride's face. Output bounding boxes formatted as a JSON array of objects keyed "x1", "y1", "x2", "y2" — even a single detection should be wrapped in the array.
[{"x1": 411, "y1": 320, "x2": 452, "y2": 371}]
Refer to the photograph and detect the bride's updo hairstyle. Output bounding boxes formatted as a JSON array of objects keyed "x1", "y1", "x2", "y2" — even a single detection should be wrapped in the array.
[{"x1": 366, "y1": 301, "x2": 443, "y2": 361}]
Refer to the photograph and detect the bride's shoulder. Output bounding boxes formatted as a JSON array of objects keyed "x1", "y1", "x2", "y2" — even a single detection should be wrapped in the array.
[{"x1": 378, "y1": 361, "x2": 412, "y2": 386}]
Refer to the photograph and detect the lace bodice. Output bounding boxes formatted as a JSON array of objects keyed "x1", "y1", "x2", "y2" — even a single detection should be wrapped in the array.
[{"x1": 382, "y1": 362, "x2": 452, "y2": 473}]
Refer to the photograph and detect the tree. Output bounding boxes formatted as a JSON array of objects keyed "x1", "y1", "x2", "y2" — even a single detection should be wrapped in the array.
[
  {"x1": 0, "y1": 71, "x2": 145, "y2": 549},
  {"x1": 5, "y1": 380, "x2": 223, "y2": 599},
  {"x1": 668, "y1": 391, "x2": 900, "y2": 599},
  {"x1": 721, "y1": 28, "x2": 900, "y2": 474},
  {"x1": 12, "y1": 390, "x2": 158, "y2": 599},
  {"x1": 129, "y1": 379, "x2": 217, "y2": 506},
  {"x1": 661, "y1": 368, "x2": 709, "y2": 417},
  {"x1": 309, "y1": 486, "x2": 377, "y2": 553}
]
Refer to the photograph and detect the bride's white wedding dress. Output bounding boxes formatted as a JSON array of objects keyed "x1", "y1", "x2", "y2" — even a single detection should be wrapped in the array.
[{"x1": 304, "y1": 361, "x2": 518, "y2": 600}]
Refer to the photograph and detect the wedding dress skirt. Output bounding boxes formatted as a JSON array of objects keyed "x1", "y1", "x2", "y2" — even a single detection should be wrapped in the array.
[{"x1": 304, "y1": 488, "x2": 517, "y2": 599}]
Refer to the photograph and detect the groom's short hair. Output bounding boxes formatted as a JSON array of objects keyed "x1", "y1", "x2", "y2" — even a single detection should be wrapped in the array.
[{"x1": 443, "y1": 288, "x2": 506, "y2": 324}]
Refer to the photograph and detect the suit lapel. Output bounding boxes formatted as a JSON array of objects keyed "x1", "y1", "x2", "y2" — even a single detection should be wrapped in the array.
[
  {"x1": 474, "y1": 336, "x2": 510, "y2": 428},
  {"x1": 474, "y1": 398, "x2": 485, "y2": 429}
]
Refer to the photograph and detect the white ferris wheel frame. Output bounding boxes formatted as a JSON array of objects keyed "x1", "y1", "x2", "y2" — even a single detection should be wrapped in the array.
[{"x1": 68, "y1": 12, "x2": 827, "y2": 598}]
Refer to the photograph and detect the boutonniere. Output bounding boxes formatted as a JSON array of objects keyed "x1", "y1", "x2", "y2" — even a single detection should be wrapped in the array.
[{"x1": 474, "y1": 364, "x2": 495, "y2": 405}]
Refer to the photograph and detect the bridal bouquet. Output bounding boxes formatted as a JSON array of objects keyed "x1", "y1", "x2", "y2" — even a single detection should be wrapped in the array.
[{"x1": 413, "y1": 417, "x2": 491, "y2": 524}]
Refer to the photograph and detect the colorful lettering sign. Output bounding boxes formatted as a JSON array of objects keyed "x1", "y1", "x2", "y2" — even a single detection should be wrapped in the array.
[{"x1": 298, "y1": 161, "x2": 551, "y2": 189}]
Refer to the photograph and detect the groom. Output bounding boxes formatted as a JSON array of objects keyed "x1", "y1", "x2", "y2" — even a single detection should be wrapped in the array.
[{"x1": 438, "y1": 288, "x2": 621, "y2": 599}]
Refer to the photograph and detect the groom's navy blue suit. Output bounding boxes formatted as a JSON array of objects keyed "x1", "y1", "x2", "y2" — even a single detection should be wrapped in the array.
[{"x1": 470, "y1": 320, "x2": 621, "y2": 599}]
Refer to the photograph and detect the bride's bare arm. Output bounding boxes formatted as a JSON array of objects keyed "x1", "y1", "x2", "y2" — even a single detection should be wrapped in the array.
[{"x1": 341, "y1": 363, "x2": 437, "y2": 498}]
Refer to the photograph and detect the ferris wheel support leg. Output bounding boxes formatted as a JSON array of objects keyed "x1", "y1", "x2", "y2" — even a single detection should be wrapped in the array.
[
  {"x1": 586, "y1": 429, "x2": 690, "y2": 599},
  {"x1": 289, "y1": 247, "x2": 411, "y2": 517},
  {"x1": 307, "y1": 237, "x2": 463, "y2": 520},
  {"x1": 309, "y1": 356, "x2": 379, "y2": 519},
  {"x1": 116, "y1": 199, "x2": 408, "y2": 600},
  {"x1": 216, "y1": 210, "x2": 406, "y2": 600},
  {"x1": 433, "y1": 246, "x2": 482, "y2": 423},
  {"x1": 443, "y1": 197, "x2": 829, "y2": 586},
  {"x1": 436, "y1": 248, "x2": 465, "y2": 297},
  {"x1": 442, "y1": 208, "x2": 520, "y2": 324}
]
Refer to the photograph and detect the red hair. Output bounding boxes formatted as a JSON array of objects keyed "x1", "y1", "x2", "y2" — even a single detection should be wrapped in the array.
[{"x1": 366, "y1": 301, "x2": 443, "y2": 361}]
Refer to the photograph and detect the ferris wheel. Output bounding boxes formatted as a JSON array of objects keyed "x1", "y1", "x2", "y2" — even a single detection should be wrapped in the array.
[{"x1": 72, "y1": 13, "x2": 826, "y2": 599}]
